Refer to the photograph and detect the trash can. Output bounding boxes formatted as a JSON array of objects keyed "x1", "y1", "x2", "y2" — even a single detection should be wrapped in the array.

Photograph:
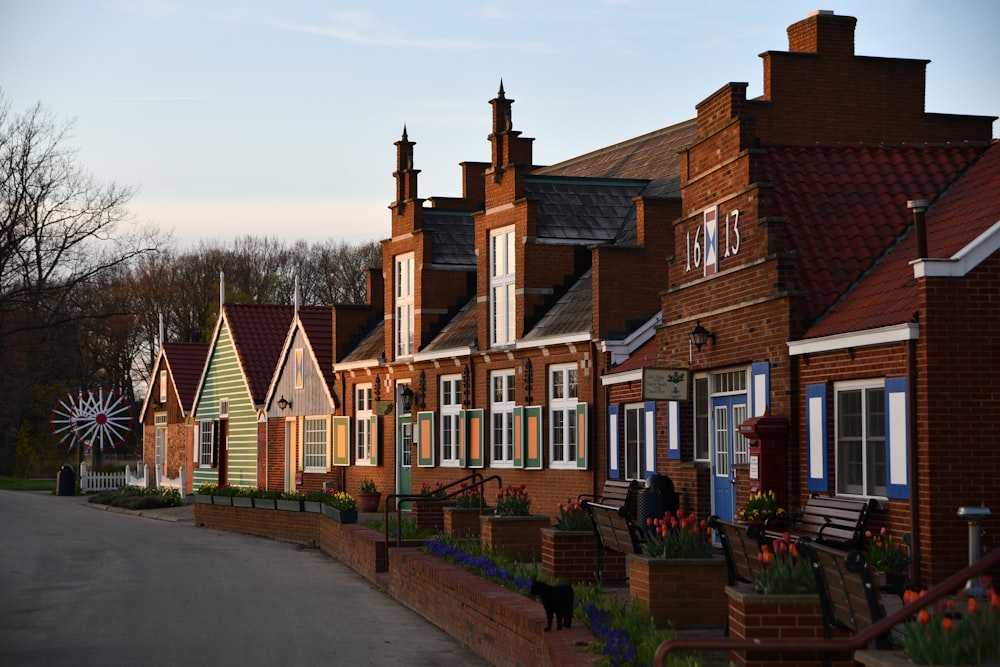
[
  {"x1": 56, "y1": 464, "x2": 76, "y2": 496},
  {"x1": 637, "y1": 474, "x2": 680, "y2": 527}
]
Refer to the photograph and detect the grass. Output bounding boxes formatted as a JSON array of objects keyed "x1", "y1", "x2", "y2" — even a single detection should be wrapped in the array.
[{"x1": 0, "y1": 476, "x2": 56, "y2": 492}]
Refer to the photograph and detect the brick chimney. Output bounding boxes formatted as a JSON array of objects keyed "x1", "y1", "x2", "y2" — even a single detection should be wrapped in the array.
[{"x1": 787, "y1": 10, "x2": 856, "y2": 58}]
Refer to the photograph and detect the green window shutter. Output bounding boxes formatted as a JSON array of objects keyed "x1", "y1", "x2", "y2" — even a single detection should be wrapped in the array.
[
  {"x1": 332, "y1": 416, "x2": 351, "y2": 466},
  {"x1": 513, "y1": 406, "x2": 524, "y2": 468},
  {"x1": 466, "y1": 408, "x2": 485, "y2": 468},
  {"x1": 524, "y1": 406, "x2": 543, "y2": 470},
  {"x1": 417, "y1": 411, "x2": 436, "y2": 467},
  {"x1": 576, "y1": 402, "x2": 588, "y2": 469},
  {"x1": 458, "y1": 410, "x2": 467, "y2": 467},
  {"x1": 370, "y1": 414, "x2": 379, "y2": 466}
]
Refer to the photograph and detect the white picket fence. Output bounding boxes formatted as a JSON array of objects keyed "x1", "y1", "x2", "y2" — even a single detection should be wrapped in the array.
[{"x1": 79, "y1": 461, "x2": 186, "y2": 499}]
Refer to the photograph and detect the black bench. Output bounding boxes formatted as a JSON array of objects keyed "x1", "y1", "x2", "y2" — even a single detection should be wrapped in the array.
[
  {"x1": 766, "y1": 494, "x2": 876, "y2": 549},
  {"x1": 580, "y1": 480, "x2": 644, "y2": 578},
  {"x1": 709, "y1": 516, "x2": 766, "y2": 587}
]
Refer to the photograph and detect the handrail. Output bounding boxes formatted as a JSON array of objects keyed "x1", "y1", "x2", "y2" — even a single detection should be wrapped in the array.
[
  {"x1": 382, "y1": 473, "x2": 504, "y2": 547},
  {"x1": 654, "y1": 546, "x2": 1000, "y2": 666}
]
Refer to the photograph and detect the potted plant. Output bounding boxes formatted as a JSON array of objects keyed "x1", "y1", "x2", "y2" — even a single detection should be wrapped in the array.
[
  {"x1": 864, "y1": 526, "x2": 911, "y2": 592},
  {"x1": 356, "y1": 478, "x2": 380, "y2": 513},
  {"x1": 736, "y1": 490, "x2": 788, "y2": 526},
  {"x1": 480, "y1": 484, "x2": 549, "y2": 560},
  {"x1": 628, "y1": 509, "x2": 727, "y2": 628},
  {"x1": 322, "y1": 489, "x2": 358, "y2": 523}
]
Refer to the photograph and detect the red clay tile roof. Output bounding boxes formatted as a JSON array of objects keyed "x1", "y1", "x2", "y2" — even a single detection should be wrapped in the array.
[
  {"x1": 606, "y1": 336, "x2": 658, "y2": 375},
  {"x1": 763, "y1": 142, "x2": 985, "y2": 328},
  {"x1": 806, "y1": 141, "x2": 1000, "y2": 338},
  {"x1": 296, "y1": 305, "x2": 335, "y2": 391},
  {"x1": 224, "y1": 304, "x2": 295, "y2": 403},
  {"x1": 161, "y1": 342, "x2": 209, "y2": 413}
]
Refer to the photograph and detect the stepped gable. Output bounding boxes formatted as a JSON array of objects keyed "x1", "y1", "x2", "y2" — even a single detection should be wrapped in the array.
[
  {"x1": 297, "y1": 305, "x2": 336, "y2": 391},
  {"x1": 763, "y1": 142, "x2": 983, "y2": 325},
  {"x1": 224, "y1": 303, "x2": 295, "y2": 402},
  {"x1": 807, "y1": 141, "x2": 1000, "y2": 338},
  {"x1": 161, "y1": 342, "x2": 209, "y2": 412}
]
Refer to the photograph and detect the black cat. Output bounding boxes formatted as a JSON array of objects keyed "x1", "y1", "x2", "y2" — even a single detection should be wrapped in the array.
[{"x1": 529, "y1": 580, "x2": 574, "y2": 631}]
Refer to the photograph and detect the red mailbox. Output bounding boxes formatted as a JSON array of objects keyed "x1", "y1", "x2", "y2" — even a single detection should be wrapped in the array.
[{"x1": 738, "y1": 412, "x2": 789, "y2": 512}]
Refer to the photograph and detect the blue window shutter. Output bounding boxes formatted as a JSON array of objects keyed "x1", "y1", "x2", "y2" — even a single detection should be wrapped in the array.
[
  {"x1": 751, "y1": 361, "x2": 770, "y2": 417},
  {"x1": 644, "y1": 401, "x2": 657, "y2": 479},
  {"x1": 608, "y1": 405, "x2": 620, "y2": 479},
  {"x1": 885, "y1": 377, "x2": 910, "y2": 500},
  {"x1": 668, "y1": 401, "x2": 681, "y2": 460},
  {"x1": 806, "y1": 383, "x2": 828, "y2": 492}
]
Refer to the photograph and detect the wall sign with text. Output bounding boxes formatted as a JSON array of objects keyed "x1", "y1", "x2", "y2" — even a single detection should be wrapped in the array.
[
  {"x1": 642, "y1": 368, "x2": 689, "y2": 401},
  {"x1": 686, "y1": 206, "x2": 741, "y2": 276}
]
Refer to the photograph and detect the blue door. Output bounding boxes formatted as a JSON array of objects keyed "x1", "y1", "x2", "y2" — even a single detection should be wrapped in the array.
[{"x1": 711, "y1": 395, "x2": 746, "y2": 522}]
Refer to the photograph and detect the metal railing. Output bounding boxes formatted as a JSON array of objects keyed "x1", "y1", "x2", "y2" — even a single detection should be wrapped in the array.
[{"x1": 382, "y1": 472, "x2": 503, "y2": 548}]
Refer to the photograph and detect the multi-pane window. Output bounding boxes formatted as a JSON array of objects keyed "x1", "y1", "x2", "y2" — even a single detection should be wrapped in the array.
[
  {"x1": 356, "y1": 384, "x2": 373, "y2": 463},
  {"x1": 154, "y1": 413, "x2": 167, "y2": 473},
  {"x1": 440, "y1": 375, "x2": 462, "y2": 465},
  {"x1": 550, "y1": 364, "x2": 578, "y2": 466},
  {"x1": 491, "y1": 371, "x2": 515, "y2": 465},
  {"x1": 489, "y1": 227, "x2": 516, "y2": 347},
  {"x1": 199, "y1": 420, "x2": 214, "y2": 467},
  {"x1": 624, "y1": 404, "x2": 644, "y2": 481},
  {"x1": 836, "y1": 384, "x2": 886, "y2": 496},
  {"x1": 395, "y1": 254, "x2": 415, "y2": 357},
  {"x1": 304, "y1": 417, "x2": 327, "y2": 471}
]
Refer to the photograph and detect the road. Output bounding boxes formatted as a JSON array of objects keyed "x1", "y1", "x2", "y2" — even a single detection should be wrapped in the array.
[{"x1": 0, "y1": 490, "x2": 489, "y2": 667}]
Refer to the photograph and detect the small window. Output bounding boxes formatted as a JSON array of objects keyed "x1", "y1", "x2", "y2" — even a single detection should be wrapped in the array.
[
  {"x1": 199, "y1": 420, "x2": 214, "y2": 467},
  {"x1": 549, "y1": 364, "x2": 579, "y2": 467},
  {"x1": 159, "y1": 370, "x2": 168, "y2": 403},
  {"x1": 355, "y1": 385, "x2": 373, "y2": 464},
  {"x1": 219, "y1": 399, "x2": 229, "y2": 418},
  {"x1": 304, "y1": 417, "x2": 328, "y2": 471}
]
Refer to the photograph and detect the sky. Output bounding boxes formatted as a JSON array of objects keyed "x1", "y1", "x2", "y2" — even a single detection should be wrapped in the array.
[{"x1": 2, "y1": 1, "x2": 998, "y2": 248}]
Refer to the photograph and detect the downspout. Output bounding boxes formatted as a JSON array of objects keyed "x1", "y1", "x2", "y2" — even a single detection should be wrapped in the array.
[{"x1": 906, "y1": 199, "x2": 927, "y2": 588}]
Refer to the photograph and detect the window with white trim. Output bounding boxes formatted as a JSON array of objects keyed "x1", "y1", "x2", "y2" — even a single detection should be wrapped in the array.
[
  {"x1": 159, "y1": 370, "x2": 168, "y2": 403},
  {"x1": 355, "y1": 384, "x2": 372, "y2": 464},
  {"x1": 199, "y1": 420, "x2": 214, "y2": 467},
  {"x1": 395, "y1": 253, "x2": 414, "y2": 357},
  {"x1": 154, "y1": 413, "x2": 167, "y2": 473},
  {"x1": 549, "y1": 364, "x2": 578, "y2": 467},
  {"x1": 304, "y1": 416, "x2": 328, "y2": 471},
  {"x1": 624, "y1": 404, "x2": 645, "y2": 481},
  {"x1": 440, "y1": 374, "x2": 462, "y2": 466},
  {"x1": 489, "y1": 227, "x2": 516, "y2": 347},
  {"x1": 491, "y1": 370, "x2": 515, "y2": 465},
  {"x1": 836, "y1": 382, "x2": 886, "y2": 496}
]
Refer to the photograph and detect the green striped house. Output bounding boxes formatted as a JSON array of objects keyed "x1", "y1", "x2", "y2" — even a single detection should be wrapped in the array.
[{"x1": 192, "y1": 303, "x2": 294, "y2": 489}]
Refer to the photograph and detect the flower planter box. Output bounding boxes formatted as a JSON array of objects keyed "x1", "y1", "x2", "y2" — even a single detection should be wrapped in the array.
[
  {"x1": 412, "y1": 499, "x2": 455, "y2": 531},
  {"x1": 443, "y1": 507, "x2": 489, "y2": 538},
  {"x1": 726, "y1": 585, "x2": 834, "y2": 667},
  {"x1": 627, "y1": 553, "x2": 728, "y2": 629},
  {"x1": 253, "y1": 497, "x2": 276, "y2": 510},
  {"x1": 480, "y1": 514, "x2": 551, "y2": 561},
  {"x1": 322, "y1": 505, "x2": 358, "y2": 523},
  {"x1": 212, "y1": 495, "x2": 232, "y2": 506},
  {"x1": 541, "y1": 528, "x2": 599, "y2": 584},
  {"x1": 276, "y1": 499, "x2": 303, "y2": 512},
  {"x1": 357, "y1": 492, "x2": 381, "y2": 513},
  {"x1": 303, "y1": 501, "x2": 323, "y2": 513},
  {"x1": 231, "y1": 496, "x2": 253, "y2": 508},
  {"x1": 194, "y1": 494, "x2": 212, "y2": 505}
]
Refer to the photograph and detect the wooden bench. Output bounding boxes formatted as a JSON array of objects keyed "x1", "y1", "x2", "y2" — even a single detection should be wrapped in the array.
[
  {"x1": 580, "y1": 480, "x2": 644, "y2": 578},
  {"x1": 765, "y1": 494, "x2": 876, "y2": 549},
  {"x1": 709, "y1": 516, "x2": 766, "y2": 587},
  {"x1": 797, "y1": 538, "x2": 896, "y2": 658}
]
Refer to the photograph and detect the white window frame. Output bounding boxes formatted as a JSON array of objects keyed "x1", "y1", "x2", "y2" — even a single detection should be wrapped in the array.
[
  {"x1": 490, "y1": 370, "x2": 516, "y2": 467},
  {"x1": 834, "y1": 380, "x2": 887, "y2": 497},
  {"x1": 440, "y1": 374, "x2": 462, "y2": 467},
  {"x1": 303, "y1": 416, "x2": 328, "y2": 472},
  {"x1": 154, "y1": 413, "x2": 168, "y2": 474},
  {"x1": 549, "y1": 363, "x2": 579, "y2": 468},
  {"x1": 489, "y1": 226, "x2": 516, "y2": 347},
  {"x1": 624, "y1": 403, "x2": 645, "y2": 481},
  {"x1": 199, "y1": 419, "x2": 214, "y2": 467},
  {"x1": 395, "y1": 253, "x2": 415, "y2": 358},
  {"x1": 158, "y1": 370, "x2": 168, "y2": 403},
  {"x1": 355, "y1": 384, "x2": 373, "y2": 465}
]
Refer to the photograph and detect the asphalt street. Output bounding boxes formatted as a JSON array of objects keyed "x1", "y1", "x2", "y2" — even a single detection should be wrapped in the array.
[{"x1": 0, "y1": 490, "x2": 489, "y2": 666}]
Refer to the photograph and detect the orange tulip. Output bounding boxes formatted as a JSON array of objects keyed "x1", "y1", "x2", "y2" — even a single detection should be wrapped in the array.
[
  {"x1": 941, "y1": 617, "x2": 953, "y2": 632},
  {"x1": 968, "y1": 597, "x2": 979, "y2": 614},
  {"x1": 917, "y1": 609, "x2": 930, "y2": 625}
]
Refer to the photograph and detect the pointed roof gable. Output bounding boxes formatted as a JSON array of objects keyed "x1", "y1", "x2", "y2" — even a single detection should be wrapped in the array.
[
  {"x1": 805, "y1": 141, "x2": 1000, "y2": 338},
  {"x1": 161, "y1": 342, "x2": 210, "y2": 413},
  {"x1": 222, "y1": 304, "x2": 295, "y2": 403}
]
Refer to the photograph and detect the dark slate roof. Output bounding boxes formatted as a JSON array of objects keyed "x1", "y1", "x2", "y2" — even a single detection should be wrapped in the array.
[
  {"x1": 339, "y1": 319, "x2": 385, "y2": 365},
  {"x1": 535, "y1": 119, "x2": 697, "y2": 199},
  {"x1": 806, "y1": 141, "x2": 1000, "y2": 338},
  {"x1": 521, "y1": 269, "x2": 592, "y2": 341},
  {"x1": 762, "y1": 142, "x2": 984, "y2": 326},
  {"x1": 161, "y1": 342, "x2": 209, "y2": 413},
  {"x1": 223, "y1": 304, "x2": 295, "y2": 403},
  {"x1": 422, "y1": 298, "x2": 478, "y2": 353},
  {"x1": 297, "y1": 305, "x2": 336, "y2": 392},
  {"x1": 525, "y1": 176, "x2": 648, "y2": 244},
  {"x1": 422, "y1": 211, "x2": 475, "y2": 266}
]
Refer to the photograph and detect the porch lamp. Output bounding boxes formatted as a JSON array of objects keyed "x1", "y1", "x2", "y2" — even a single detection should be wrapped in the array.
[
  {"x1": 400, "y1": 385, "x2": 415, "y2": 413},
  {"x1": 277, "y1": 396, "x2": 291, "y2": 411},
  {"x1": 689, "y1": 321, "x2": 715, "y2": 351}
]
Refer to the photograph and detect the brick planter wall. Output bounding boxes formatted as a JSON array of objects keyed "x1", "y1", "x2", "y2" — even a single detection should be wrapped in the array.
[
  {"x1": 443, "y1": 507, "x2": 487, "y2": 538},
  {"x1": 481, "y1": 514, "x2": 551, "y2": 561},
  {"x1": 194, "y1": 503, "x2": 318, "y2": 545},
  {"x1": 628, "y1": 554, "x2": 728, "y2": 629},
  {"x1": 412, "y1": 500, "x2": 454, "y2": 531},
  {"x1": 541, "y1": 528, "x2": 599, "y2": 584}
]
